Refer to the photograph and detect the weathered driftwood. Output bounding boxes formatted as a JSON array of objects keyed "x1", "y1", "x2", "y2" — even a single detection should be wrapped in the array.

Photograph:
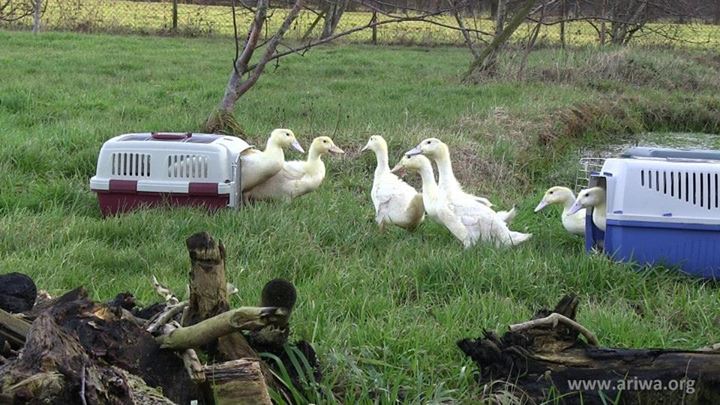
[
  {"x1": 458, "y1": 294, "x2": 720, "y2": 405},
  {"x1": 146, "y1": 301, "x2": 188, "y2": 334},
  {"x1": 183, "y1": 231, "x2": 277, "y2": 404},
  {"x1": 152, "y1": 275, "x2": 180, "y2": 305},
  {"x1": 157, "y1": 306, "x2": 288, "y2": 350},
  {"x1": 0, "y1": 308, "x2": 30, "y2": 347},
  {"x1": 183, "y1": 231, "x2": 260, "y2": 362},
  {"x1": 204, "y1": 359, "x2": 273, "y2": 405}
]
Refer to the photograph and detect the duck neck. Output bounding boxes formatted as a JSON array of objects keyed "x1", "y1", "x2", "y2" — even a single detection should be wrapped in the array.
[
  {"x1": 435, "y1": 149, "x2": 459, "y2": 189},
  {"x1": 305, "y1": 148, "x2": 325, "y2": 174},
  {"x1": 374, "y1": 147, "x2": 390, "y2": 175},
  {"x1": 561, "y1": 193, "x2": 577, "y2": 211},
  {"x1": 264, "y1": 139, "x2": 284, "y2": 160},
  {"x1": 417, "y1": 165, "x2": 440, "y2": 200}
]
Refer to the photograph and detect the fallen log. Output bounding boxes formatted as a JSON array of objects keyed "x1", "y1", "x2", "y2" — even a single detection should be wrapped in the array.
[{"x1": 458, "y1": 295, "x2": 720, "y2": 404}]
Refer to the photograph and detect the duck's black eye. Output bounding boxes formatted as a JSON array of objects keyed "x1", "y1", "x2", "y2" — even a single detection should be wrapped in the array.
[
  {"x1": 323, "y1": 140, "x2": 328, "y2": 143},
  {"x1": 549, "y1": 191, "x2": 554, "y2": 195},
  {"x1": 286, "y1": 133, "x2": 290, "y2": 137},
  {"x1": 426, "y1": 141, "x2": 431, "y2": 144}
]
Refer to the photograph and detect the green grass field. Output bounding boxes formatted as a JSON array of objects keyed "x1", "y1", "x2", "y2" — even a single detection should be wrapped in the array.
[{"x1": 1, "y1": 30, "x2": 720, "y2": 402}]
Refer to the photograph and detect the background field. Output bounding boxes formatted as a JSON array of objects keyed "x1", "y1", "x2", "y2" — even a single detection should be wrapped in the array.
[
  {"x1": 1, "y1": 29, "x2": 720, "y2": 402},
  {"x1": 4, "y1": 0, "x2": 720, "y2": 48}
]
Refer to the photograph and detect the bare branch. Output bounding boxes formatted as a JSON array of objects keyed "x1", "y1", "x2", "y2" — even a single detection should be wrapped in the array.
[{"x1": 509, "y1": 312, "x2": 600, "y2": 346}]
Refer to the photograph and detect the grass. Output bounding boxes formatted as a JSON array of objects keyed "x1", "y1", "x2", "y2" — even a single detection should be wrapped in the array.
[
  {"x1": 4, "y1": 0, "x2": 720, "y2": 48},
  {"x1": 1, "y1": 30, "x2": 720, "y2": 403}
]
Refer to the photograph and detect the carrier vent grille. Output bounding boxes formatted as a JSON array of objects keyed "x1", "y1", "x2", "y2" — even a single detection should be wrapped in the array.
[
  {"x1": 111, "y1": 153, "x2": 151, "y2": 177},
  {"x1": 640, "y1": 169, "x2": 719, "y2": 209},
  {"x1": 167, "y1": 155, "x2": 209, "y2": 179}
]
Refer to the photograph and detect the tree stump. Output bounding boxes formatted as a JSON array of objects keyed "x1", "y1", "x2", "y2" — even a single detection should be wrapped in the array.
[{"x1": 184, "y1": 231, "x2": 273, "y2": 405}]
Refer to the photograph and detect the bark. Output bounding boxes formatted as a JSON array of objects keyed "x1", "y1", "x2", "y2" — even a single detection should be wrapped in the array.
[
  {"x1": 31, "y1": 0, "x2": 41, "y2": 32},
  {"x1": 465, "y1": 0, "x2": 536, "y2": 79},
  {"x1": 320, "y1": 0, "x2": 350, "y2": 40},
  {"x1": 204, "y1": 359, "x2": 272, "y2": 405},
  {"x1": 458, "y1": 294, "x2": 720, "y2": 404}
]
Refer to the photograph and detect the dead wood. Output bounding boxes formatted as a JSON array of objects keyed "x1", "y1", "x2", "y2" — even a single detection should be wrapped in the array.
[
  {"x1": 0, "y1": 289, "x2": 199, "y2": 404},
  {"x1": 146, "y1": 301, "x2": 188, "y2": 334},
  {"x1": 458, "y1": 294, "x2": 720, "y2": 404},
  {"x1": 204, "y1": 359, "x2": 272, "y2": 405},
  {"x1": 184, "y1": 231, "x2": 259, "y2": 362},
  {"x1": 0, "y1": 308, "x2": 30, "y2": 348},
  {"x1": 156, "y1": 306, "x2": 288, "y2": 350}
]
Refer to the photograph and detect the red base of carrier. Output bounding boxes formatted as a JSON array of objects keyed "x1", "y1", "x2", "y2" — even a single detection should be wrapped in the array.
[{"x1": 96, "y1": 192, "x2": 229, "y2": 217}]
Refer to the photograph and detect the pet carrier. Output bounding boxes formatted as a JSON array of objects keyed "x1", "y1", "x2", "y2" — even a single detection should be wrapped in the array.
[
  {"x1": 89, "y1": 132, "x2": 252, "y2": 216},
  {"x1": 586, "y1": 146, "x2": 720, "y2": 279}
]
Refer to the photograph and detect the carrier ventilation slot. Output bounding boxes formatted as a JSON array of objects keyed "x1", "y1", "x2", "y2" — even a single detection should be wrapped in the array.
[
  {"x1": 167, "y1": 155, "x2": 209, "y2": 179},
  {"x1": 640, "y1": 169, "x2": 719, "y2": 209},
  {"x1": 111, "y1": 153, "x2": 151, "y2": 177}
]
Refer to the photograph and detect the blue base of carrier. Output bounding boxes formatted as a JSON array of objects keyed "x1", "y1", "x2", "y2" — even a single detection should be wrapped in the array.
[
  {"x1": 603, "y1": 219, "x2": 720, "y2": 279},
  {"x1": 584, "y1": 214, "x2": 605, "y2": 253}
]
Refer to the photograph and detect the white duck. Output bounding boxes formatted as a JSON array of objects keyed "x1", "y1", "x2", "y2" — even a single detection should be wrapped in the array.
[
  {"x1": 240, "y1": 129, "x2": 305, "y2": 191},
  {"x1": 361, "y1": 135, "x2": 424, "y2": 231},
  {"x1": 243, "y1": 136, "x2": 344, "y2": 202},
  {"x1": 567, "y1": 187, "x2": 607, "y2": 231},
  {"x1": 391, "y1": 154, "x2": 531, "y2": 249},
  {"x1": 405, "y1": 138, "x2": 517, "y2": 223},
  {"x1": 534, "y1": 186, "x2": 586, "y2": 236}
]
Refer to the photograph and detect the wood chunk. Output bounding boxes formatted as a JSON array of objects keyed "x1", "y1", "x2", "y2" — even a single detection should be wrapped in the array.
[{"x1": 458, "y1": 294, "x2": 720, "y2": 405}]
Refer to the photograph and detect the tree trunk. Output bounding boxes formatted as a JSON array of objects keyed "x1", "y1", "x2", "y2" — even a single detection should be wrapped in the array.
[
  {"x1": 466, "y1": 0, "x2": 536, "y2": 80},
  {"x1": 31, "y1": 0, "x2": 42, "y2": 33},
  {"x1": 184, "y1": 232, "x2": 258, "y2": 361},
  {"x1": 320, "y1": 0, "x2": 349, "y2": 40},
  {"x1": 559, "y1": 0, "x2": 565, "y2": 48},
  {"x1": 204, "y1": 360, "x2": 273, "y2": 405},
  {"x1": 458, "y1": 295, "x2": 720, "y2": 404},
  {"x1": 599, "y1": 0, "x2": 607, "y2": 45}
]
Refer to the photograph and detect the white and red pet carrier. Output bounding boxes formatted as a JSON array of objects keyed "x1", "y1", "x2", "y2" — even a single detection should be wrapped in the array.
[{"x1": 90, "y1": 132, "x2": 252, "y2": 216}]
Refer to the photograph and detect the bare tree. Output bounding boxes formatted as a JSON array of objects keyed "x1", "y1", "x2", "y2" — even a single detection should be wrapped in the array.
[
  {"x1": 205, "y1": 0, "x2": 304, "y2": 133},
  {"x1": 205, "y1": 0, "x2": 470, "y2": 133},
  {"x1": 0, "y1": 0, "x2": 34, "y2": 22}
]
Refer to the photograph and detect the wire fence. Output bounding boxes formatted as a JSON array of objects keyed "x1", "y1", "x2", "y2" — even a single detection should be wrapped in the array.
[{"x1": 2, "y1": 0, "x2": 720, "y2": 48}]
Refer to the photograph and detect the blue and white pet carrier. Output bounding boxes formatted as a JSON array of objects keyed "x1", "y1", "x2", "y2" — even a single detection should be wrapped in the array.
[{"x1": 586, "y1": 147, "x2": 720, "y2": 279}]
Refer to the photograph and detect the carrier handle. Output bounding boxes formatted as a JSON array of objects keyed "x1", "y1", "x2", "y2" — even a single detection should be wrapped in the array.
[{"x1": 151, "y1": 132, "x2": 192, "y2": 140}]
